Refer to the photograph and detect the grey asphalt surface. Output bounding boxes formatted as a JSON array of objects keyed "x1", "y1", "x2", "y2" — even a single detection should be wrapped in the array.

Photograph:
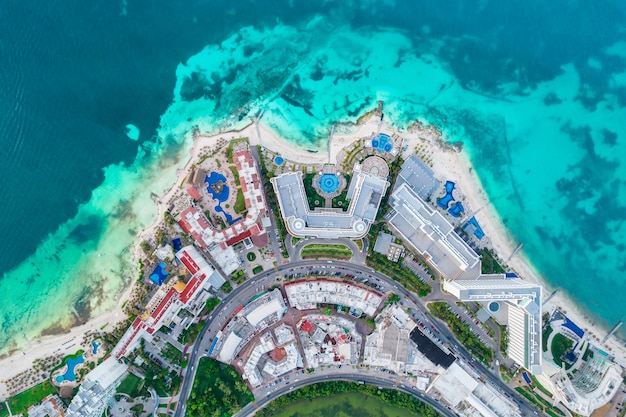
[
  {"x1": 173, "y1": 259, "x2": 541, "y2": 417},
  {"x1": 233, "y1": 373, "x2": 457, "y2": 417}
]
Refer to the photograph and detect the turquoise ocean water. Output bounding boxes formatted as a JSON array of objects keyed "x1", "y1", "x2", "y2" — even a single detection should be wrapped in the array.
[{"x1": 1, "y1": 0, "x2": 625, "y2": 356}]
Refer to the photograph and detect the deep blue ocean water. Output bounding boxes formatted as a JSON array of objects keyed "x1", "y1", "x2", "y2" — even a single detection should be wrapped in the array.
[{"x1": 1, "y1": 0, "x2": 625, "y2": 355}]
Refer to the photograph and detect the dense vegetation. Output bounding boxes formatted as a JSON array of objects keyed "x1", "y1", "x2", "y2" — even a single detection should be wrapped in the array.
[
  {"x1": 256, "y1": 146, "x2": 288, "y2": 257},
  {"x1": 428, "y1": 302, "x2": 494, "y2": 365},
  {"x1": 204, "y1": 297, "x2": 220, "y2": 314},
  {"x1": 256, "y1": 381, "x2": 440, "y2": 417},
  {"x1": 133, "y1": 341, "x2": 182, "y2": 396},
  {"x1": 186, "y1": 358, "x2": 253, "y2": 417}
]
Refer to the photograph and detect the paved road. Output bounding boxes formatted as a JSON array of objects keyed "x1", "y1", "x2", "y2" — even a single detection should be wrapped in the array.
[
  {"x1": 233, "y1": 372, "x2": 457, "y2": 417},
  {"x1": 173, "y1": 259, "x2": 540, "y2": 417}
]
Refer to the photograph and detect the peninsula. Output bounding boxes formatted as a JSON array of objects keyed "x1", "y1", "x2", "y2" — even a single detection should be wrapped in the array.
[{"x1": 1, "y1": 107, "x2": 624, "y2": 417}]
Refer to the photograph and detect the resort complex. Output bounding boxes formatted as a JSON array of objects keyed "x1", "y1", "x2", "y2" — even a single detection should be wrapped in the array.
[
  {"x1": 271, "y1": 158, "x2": 390, "y2": 239},
  {"x1": 387, "y1": 156, "x2": 542, "y2": 375},
  {"x1": 1, "y1": 117, "x2": 624, "y2": 417}
]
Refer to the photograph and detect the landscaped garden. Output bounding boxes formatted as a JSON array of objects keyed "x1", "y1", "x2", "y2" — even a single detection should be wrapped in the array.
[
  {"x1": 301, "y1": 243, "x2": 353, "y2": 260},
  {"x1": 551, "y1": 333, "x2": 574, "y2": 368},
  {"x1": 428, "y1": 302, "x2": 494, "y2": 365},
  {"x1": 7, "y1": 381, "x2": 56, "y2": 416}
]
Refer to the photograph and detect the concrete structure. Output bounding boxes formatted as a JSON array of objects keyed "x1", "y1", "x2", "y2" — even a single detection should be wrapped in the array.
[
  {"x1": 387, "y1": 181, "x2": 480, "y2": 280},
  {"x1": 112, "y1": 246, "x2": 224, "y2": 359},
  {"x1": 397, "y1": 155, "x2": 440, "y2": 200},
  {"x1": 285, "y1": 279, "x2": 383, "y2": 317},
  {"x1": 364, "y1": 306, "x2": 447, "y2": 376},
  {"x1": 212, "y1": 289, "x2": 287, "y2": 363},
  {"x1": 177, "y1": 150, "x2": 269, "y2": 250},
  {"x1": 444, "y1": 277, "x2": 542, "y2": 375},
  {"x1": 297, "y1": 315, "x2": 361, "y2": 369},
  {"x1": 271, "y1": 167, "x2": 389, "y2": 239},
  {"x1": 242, "y1": 327, "x2": 301, "y2": 388},
  {"x1": 388, "y1": 157, "x2": 543, "y2": 374},
  {"x1": 28, "y1": 394, "x2": 66, "y2": 417},
  {"x1": 429, "y1": 362, "x2": 521, "y2": 417},
  {"x1": 66, "y1": 358, "x2": 128, "y2": 417},
  {"x1": 551, "y1": 354, "x2": 623, "y2": 416},
  {"x1": 373, "y1": 231, "x2": 405, "y2": 262}
]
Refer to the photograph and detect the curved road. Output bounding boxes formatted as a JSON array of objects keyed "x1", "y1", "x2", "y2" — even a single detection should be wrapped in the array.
[
  {"x1": 234, "y1": 373, "x2": 456, "y2": 417},
  {"x1": 173, "y1": 259, "x2": 539, "y2": 417}
]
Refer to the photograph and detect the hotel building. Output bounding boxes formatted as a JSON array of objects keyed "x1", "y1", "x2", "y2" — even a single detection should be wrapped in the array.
[{"x1": 387, "y1": 156, "x2": 542, "y2": 374}]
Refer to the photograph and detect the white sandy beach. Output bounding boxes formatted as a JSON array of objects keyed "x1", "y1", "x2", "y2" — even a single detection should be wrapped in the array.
[{"x1": 2, "y1": 115, "x2": 624, "y2": 397}]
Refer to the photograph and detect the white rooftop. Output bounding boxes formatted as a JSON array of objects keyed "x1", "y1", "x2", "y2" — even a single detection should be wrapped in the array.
[
  {"x1": 84, "y1": 357, "x2": 128, "y2": 390},
  {"x1": 285, "y1": 280, "x2": 383, "y2": 316},
  {"x1": 271, "y1": 169, "x2": 389, "y2": 239}
]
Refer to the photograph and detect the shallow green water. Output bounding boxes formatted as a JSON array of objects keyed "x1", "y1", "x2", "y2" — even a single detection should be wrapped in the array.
[{"x1": 268, "y1": 392, "x2": 423, "y2": 417}]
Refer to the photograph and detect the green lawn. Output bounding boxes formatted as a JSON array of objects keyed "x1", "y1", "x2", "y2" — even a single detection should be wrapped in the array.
[
  {"x1": 252, "y1": 265, "x2": 264, "y2": 274},
  {"x1": 117, "y1": 373, "x2": 144, "y2": 398},
  {"x1": 233, "y1": 189, "x2": 246, "y2": 214},
  {"x1": 479, "y1": 248, "x2": 506, "y2": 274},
  {"x1": 8, "y1": 381, "x2": 57, "y2": 416},
  {"x1": 551, "y1": 333, "x2": 574, "y2": 368},
  {"x1": 303, "y1": 173, "x2": 325, "y2": 210},
  {"x1": 229, "y1": 165, "x2": 241, "y2": 186},
  {"x1": 0, "y1": 401, "x2": 10, "y2": 417},
  {"x1": 301, "y1": 244, "x2": 353, "y2": 260}
]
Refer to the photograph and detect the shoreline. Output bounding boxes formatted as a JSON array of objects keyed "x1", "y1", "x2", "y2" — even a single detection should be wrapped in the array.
[{"x1": 2, "y1": 113, "x2": 624, "y2": 396}]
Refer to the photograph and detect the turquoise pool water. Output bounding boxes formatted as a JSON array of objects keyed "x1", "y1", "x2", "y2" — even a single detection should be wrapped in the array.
[
  {"x1": 319, "y1": 174, "x2": 340, "y2": 194},
  {"x1": 56, "y1": 355, "x2": 85, "y2": 383},
  {"x1": 149, "y1": 262, "x2": 168, "y2": 286}
]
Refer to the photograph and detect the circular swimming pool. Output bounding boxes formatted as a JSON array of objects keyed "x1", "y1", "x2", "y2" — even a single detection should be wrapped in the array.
[
  {"x1": 275, "y1": 156, "x2": 284, "y2": 165},
  {"x1": 488, "y1": 301, "x2": 500, "y2": 313},
  {"x1": 318, "y1": 174, "x2": 340, "y2": 194}
]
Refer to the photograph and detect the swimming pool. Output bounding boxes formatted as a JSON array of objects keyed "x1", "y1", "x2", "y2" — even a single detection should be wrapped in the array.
[
  {"x1": 448, "y1": 201, "x2": 465, "y2": 217},
  {"x1": 55, "y1": 354, "x2": 85, "y2": 383},
  {"x1": 275, "y1": 156, "x2": 284, "y2": 165},
  {"x1": 371, "y1": 133, "x2": 393, "y2": 153},
  {"x1": 206, "y1": 172, "x2": 230, "y2": 202},
  {"x1": 206, "y1": 171, "x2": 241, "y2": 225},
  {"x1": 149, "y1": 262, "x2": 169, "y2": 286},
  {"x1": 92, "y1": 341, "x2": 101, "y2": 355},
  {"x1": 319, "y1": 174, "x2": 340, "y2": 194},
  {"x1": 437, "y1": 181, "x2": 456, "y2": 209}
]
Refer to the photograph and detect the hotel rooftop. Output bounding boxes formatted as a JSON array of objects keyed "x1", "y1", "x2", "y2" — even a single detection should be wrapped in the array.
[
  {"x1": 271, "y1": 167, "x2": 389, "y2": 239},
  {"x1": 112, "y1": 245, "x2": 224, "y2": 360},
  {"x1": 388, "y1": 155, "x2": 542, "y2": 374},
  {"x1": 285, "y1": 279, "x2": 384, "y2": 317},
  {"x1": 444, "y1": 277, "x2": 542, "y2": 375},
  {"x1": 177, "y1": 149, "x2": 269, "y2": 249},
  {"x1": 386, "y1": 157, "x2": 480, "y2": 280}
]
